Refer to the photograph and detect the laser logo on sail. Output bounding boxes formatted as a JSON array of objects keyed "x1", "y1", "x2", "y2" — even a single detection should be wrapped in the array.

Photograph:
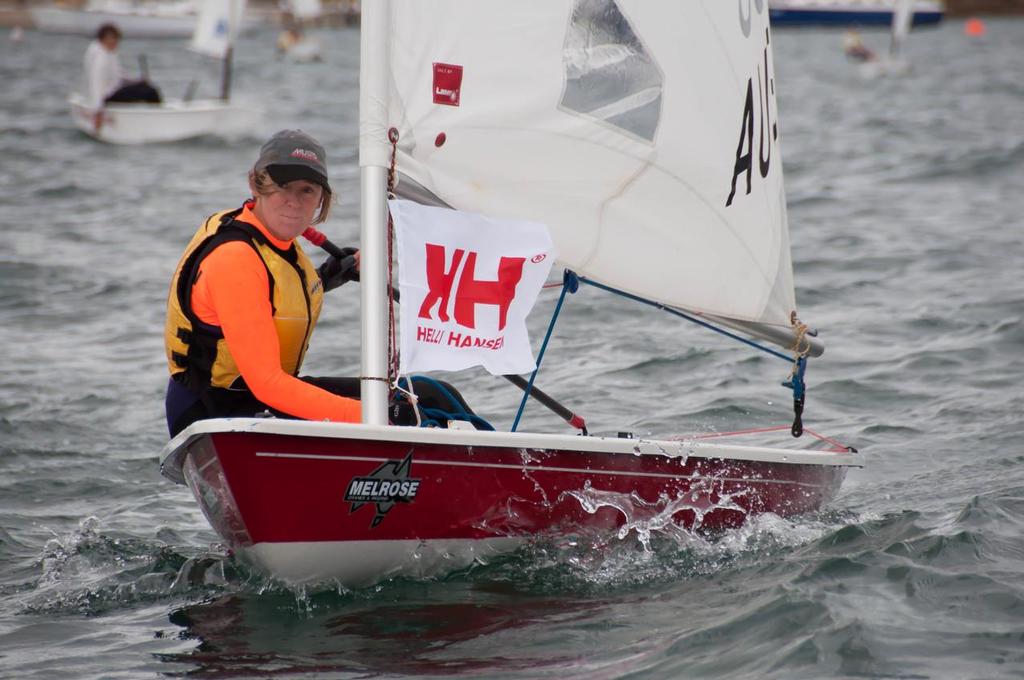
[
  {"x1": 432, "y1": 62, "x2": 463, "y2": 106},
  {"x1": 344, "y1": 451, "x2": 421, "y2": 528}
]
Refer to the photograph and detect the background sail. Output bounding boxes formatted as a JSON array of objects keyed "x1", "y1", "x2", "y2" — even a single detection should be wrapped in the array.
[
  {"x1": 191, "y1": 0, "x2": 246, "y2": 60},
  {"x1": 286, "y1": 0, "x2": 324, "y2": 21},
  {"x1": 371, "y1": 0, "x2": 798, "y2": 330},
  {"x1": 890, "y1": 0, "x2": 914, "y2": 57}
]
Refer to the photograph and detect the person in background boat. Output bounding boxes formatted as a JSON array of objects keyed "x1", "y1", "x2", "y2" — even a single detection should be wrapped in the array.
[
  {"x1": 842, "y1": 29, "x2": 877, "y2": 63},
  {"x1": 276, "y1": 24, "x2": 303, "y2": 55},
  {"x1": 276, "y1": 13, "x2": 323, "y2": 63},
  {"x1": 82, "y1": 23, "x2": 162, "y2": 133},
  {"x1": 276, "y1": 9, "x2": 302, "y2": 55},
  {"x1": 164, "y1": 130, "x2": 477, "y2": 437}
]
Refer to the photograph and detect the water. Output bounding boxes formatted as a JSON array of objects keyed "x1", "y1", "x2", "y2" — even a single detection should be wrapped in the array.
[{"x1": 2, "y1": 17, "x2": 1023, "y2": 679}]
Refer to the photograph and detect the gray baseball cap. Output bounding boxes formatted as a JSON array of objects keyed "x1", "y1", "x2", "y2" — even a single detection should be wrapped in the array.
[{"x1": 253, "y1": 129, "x2": 331, "y2": 192}]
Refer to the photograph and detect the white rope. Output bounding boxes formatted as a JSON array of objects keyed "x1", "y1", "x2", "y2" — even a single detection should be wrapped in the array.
[
  {"x1": 392, "y1": 374, "x2": 422, "y2": 427},
  {"x1": 788, "y1": 311, "x2": 811, "y2": 378}
]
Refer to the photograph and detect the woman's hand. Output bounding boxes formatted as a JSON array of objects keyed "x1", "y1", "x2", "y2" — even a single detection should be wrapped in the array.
[{"x1": 316, "y1": 247, "x2": 359, "y2": 292}]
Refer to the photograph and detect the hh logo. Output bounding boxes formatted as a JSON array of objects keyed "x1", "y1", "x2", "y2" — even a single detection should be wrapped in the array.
[
  {"x1": 433, "y1": 62, "x2": 463, "y2": 106},
  {"x1": 418, "y1": 243, "x2": 525, "y2": 331}
]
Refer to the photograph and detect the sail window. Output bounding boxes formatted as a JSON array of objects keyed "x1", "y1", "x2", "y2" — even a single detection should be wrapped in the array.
[{"x1": 561, "y1": 0, "x2": 662, "y2": 142}]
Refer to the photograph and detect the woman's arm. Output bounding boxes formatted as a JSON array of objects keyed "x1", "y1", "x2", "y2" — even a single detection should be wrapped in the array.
[{"x1": 193, "y1": 241, "x2": 361, "y2": 423}]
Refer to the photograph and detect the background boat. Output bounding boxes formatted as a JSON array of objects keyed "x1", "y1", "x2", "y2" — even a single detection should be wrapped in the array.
[
  {"x1": 70, "y1": 0, "x2": 259, "y2": 144},
  {"x1": 854, "y1": 0, "x2": 917, "y2": 76},
  {"x1": 68, "y1": 93, "x2": 254, "y2": 143},
  {"x1": 29, "y1": 0, "x2": 261, "y2": 38},
  {"x1": 770, "y1": 0, "x2": 944, "y2": 27}
]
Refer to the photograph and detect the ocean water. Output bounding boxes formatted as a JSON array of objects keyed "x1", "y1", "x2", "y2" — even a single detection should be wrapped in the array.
[{"x1": 2, "y1": 17, "x2": 1023, "y2": 680}]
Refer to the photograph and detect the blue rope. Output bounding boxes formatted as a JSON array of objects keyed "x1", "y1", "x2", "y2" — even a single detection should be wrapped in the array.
[
  {"x1": 574, "y1": 274, "x2": 811, "y2": 437},
  {"x1": 507, "y1": 270, "x2": 809, "y2": 436},
  {"x1": 511, "y1": 270, "x2": 578, "y2": 432},
  {"x1": 397, "y1": 375, "x2": 495, "y2": 431},
  {"x1": 783, "y1": 356, "x2": 807, "y2": 402},
  {"x1": 782, "y1": 356, "x2": 807, "y2": 437},
  {"x1": 575, "y1": 276, "x2": 795, "y2": 363}
]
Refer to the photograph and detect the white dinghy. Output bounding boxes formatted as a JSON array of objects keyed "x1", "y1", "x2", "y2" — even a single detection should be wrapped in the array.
[
  {"x1": 160, "y1": 0, "x2": 862, "y2": 587},
  {"x1": 859, "y1": 0, "x2": 915, "y2": 78},
  {"x1": 70, "y1": 0, "x2": 258, "y2": 145}
]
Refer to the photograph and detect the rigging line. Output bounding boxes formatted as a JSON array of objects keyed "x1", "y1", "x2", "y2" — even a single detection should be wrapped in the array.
[
  {"x1": 386, "y1": 127, "x2": 401, "y2": 391},
  {"x1": 576, "y1": 275, "x2": 793, "y2": 363},
  {"x1": 511, "y1": 271, "x2": 578, "y2": 432}
]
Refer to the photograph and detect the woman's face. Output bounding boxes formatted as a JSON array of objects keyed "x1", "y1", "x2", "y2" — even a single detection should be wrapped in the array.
[{"x1": 251, "y1": 178, "x2": 323, "y2": 241}]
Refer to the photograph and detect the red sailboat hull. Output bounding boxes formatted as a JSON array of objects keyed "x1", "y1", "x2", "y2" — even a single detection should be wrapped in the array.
[{"x1": 163, "y1": 419, "x2": 858, "y2": 585}]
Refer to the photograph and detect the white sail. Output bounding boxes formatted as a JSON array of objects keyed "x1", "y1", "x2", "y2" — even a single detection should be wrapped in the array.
[
  {"x1": 890, "y1": 0, "x2": 913, "y2": 57},
  {"x1": 363, "y1": 0, "x2": 798, "y2": 331},
  {"x1": 191, "y1": 0, "x2": 246, "y2": 60},
  {"x1": 286, "y1": 0, "x2": 323, "y2": 20}
]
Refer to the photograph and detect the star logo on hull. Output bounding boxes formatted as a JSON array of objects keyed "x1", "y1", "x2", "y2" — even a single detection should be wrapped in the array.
[{"x1": 344, "y1": 451, "x2": 422, "y2": 528}]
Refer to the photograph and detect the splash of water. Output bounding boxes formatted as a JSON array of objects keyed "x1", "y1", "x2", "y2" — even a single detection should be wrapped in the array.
[
  {"x1": 563, "y1": 479, "x2": 749, "y2": 551},
  {"x1": 485, "y1": 486, "x2": 855, "y2": 590},
  {"x1": 21, "y1": 516, "x2": 244, "y2": 616}
]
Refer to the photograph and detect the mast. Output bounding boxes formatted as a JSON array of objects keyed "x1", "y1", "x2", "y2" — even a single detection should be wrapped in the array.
[
  {"x1": 220, "y1": 46, "x2": 232, "y2": 101},
  {"x1": 358, "y1": 0, "x2": 392, "y2": 425},
  {"x1": 220, "y1": 0, "x2": 239, "y2": 102}
]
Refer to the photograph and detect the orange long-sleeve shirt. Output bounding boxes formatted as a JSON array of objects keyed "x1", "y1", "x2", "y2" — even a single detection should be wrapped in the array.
[{"x1": 190, "y1": 206, "x2": 361, "y2": 423}]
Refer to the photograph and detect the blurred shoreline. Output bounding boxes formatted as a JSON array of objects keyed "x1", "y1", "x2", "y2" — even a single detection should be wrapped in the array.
[
  {"x1": 0, "y1": 0, "x2": 362, "y2": 29},
  {"x1": 2, "y1": 0, "x2": 1022, "y2": 30}
]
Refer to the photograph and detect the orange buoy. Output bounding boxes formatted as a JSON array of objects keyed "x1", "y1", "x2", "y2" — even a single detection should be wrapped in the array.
[{"x1": 964, "y1": 17, "x2": 986, "y2": 37}]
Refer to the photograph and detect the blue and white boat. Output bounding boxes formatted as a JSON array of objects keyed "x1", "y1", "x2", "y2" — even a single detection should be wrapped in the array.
[{"x1": 769, "y1": 0, "x2": 943, "y2": 28}]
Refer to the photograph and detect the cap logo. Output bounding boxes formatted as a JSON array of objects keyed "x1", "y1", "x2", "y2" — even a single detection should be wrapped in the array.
[{"x1": 290, "y1": 148, "x2": 320, "y2": 162}]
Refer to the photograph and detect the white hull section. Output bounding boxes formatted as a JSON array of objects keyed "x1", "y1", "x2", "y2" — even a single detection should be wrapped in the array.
[
  {"x1": 238, "y1": 538, "x2": 526, "y2": 587},
  {"x1": 30, "y1": 7, "x2": 198, "y2": 38},
  {"x1": 860, "y1": 57, "x2": 912, "y2": 79},
  {"x1": 283, "y1": 37, "x2": 324, "y2": 63},
  {"x1": 30, "y1": 6, "x2": 260, "y2": 38},
  {"x1": 70, "y1": 94, "x2": 260, "y2": 145}
]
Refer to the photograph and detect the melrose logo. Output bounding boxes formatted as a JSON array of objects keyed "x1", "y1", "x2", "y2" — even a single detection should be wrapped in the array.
[{"x1": 344, "y1": 451, "x2": 421, "y2": 528}]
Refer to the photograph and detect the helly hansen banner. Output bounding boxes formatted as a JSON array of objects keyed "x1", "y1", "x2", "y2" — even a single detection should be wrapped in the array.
[{"x1": 390, "y1": 200, "x2": 555, "y2": 376}]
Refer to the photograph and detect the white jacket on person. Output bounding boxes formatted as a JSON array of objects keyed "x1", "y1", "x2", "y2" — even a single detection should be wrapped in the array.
[{"x1": 82, "y1": 40, "x2": 122, "y2": 110}]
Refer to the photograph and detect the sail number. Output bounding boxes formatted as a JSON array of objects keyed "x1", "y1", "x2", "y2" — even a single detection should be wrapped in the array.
[{"x1": 726, "y1": 29, "x2": 778, "y2": 207}]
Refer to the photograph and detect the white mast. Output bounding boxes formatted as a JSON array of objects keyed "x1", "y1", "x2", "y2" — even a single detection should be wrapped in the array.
[{"x1": 358, "y1": 0, "x2": 392, "y2": 425}]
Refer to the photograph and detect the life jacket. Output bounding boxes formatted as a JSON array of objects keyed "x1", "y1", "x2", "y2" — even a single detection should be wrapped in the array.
[{"x1": 164, "y1": 206, "x2": 324, "y2": 395}]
